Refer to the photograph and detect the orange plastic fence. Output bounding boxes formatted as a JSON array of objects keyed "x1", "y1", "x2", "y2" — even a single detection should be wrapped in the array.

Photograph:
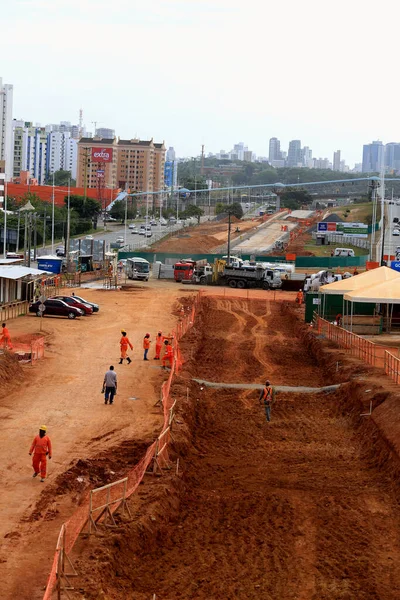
[
  {"x1": 10, "y1": 337, "x2": 45, "y2": 364},
  {"x1": 42, "y1": 292, "x2": 202, "y2": 599},
  {"x1": 315, "y1": 316, "x2": 395, "y2": 371}
]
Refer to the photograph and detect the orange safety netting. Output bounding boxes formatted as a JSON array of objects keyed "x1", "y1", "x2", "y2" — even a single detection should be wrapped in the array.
[{"x1": 42, "y1": 292, "x2": 201, "y2": 599}]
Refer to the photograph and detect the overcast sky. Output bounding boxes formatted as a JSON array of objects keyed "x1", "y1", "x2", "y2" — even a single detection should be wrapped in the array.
[{"x1": 2, "y1": 0, "x2": 399, "y2": 167}]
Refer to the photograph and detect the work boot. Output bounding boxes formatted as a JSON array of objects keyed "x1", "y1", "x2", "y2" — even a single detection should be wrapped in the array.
[
  {"x1": 119, "y1": 358, "x2": 123, "y2": 364},
  {"x1": 127, "y1": 357, "x2": 132, "y2": 364},
  {"x1": 32, "y1": 473, "x2": 38, "y2": 478},
  {"x1": 40, "y1": 478, "x2": 45, "y2": 482},
  {"x1": 104, "y1": 400, "x2": 108, "y2": 404}
]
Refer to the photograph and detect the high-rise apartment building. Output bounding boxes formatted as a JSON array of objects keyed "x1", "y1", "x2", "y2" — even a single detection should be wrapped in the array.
[
  {"x1": 268, "y1": 137, "x2": 281, "y2": 163},
  {"x1": 166, "y1": 146, "x2": 176, "y2": 162},
  {"x1": 385, "y1": 143, "x2": 400, "y2": 173},
  {"x1": 116, "y1": 138, "x2": 166, "y2": 201},
  {"x1": 287, "y1": 140, "x2": 302, "y2": 167},
  {"x1": 333, "y1": 150, "x2": 341, "y2": 171},
  {"x1": 76, "y1": 137, "x2": 118, "y2": 190},
  {"x1": 46, "y1": 121, "x2": 82, "y2": 139},
  {"x1": 46, "y1": 131, "x2": 78, "y2": 180},
  {"x1": 362, "y1": 141, "x2": 383, "y2": 173},
  {"x1": 12, "y1": 120, "x2": 48, "y2": 184},
  {"x1": 95, "y1": 128, "x2": 115, "y2": 140},
  {"x1": 0, "y1": 78, "x2": 14, "y2": 181},
  {"x1": 301, "y1": 146, "x2": 313, "y2": 168}
]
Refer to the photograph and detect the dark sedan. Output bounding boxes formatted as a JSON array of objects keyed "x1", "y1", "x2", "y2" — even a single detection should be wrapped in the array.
[
  {"x1": 70, "y1": 294, "x2": 99, "y2": 312},
  {"x1": 49, "y1": 296, "x2": 93, "y2": 315},
  {"x1": 29, "y1": 299, "x2": 83, "y2": 319}
]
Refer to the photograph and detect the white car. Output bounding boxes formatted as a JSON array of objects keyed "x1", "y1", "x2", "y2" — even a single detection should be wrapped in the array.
[
  {"x1": 145, "y1": 231, "x2": 152, "y2": 238},
  {"x1": 150, "y1": 219, "x2": 157, "y2": 226},
  {"x1": 393, "y1": 229, "x2": 400, "y2": 236},
  {"x1": 139, "y1": 230, "x2": 146, "y2": 236},
  {"x1": 116, "y1": 236, "x2": 124, "y2": 243},
  {"x1": 85, "y1": 235, "x2": 93, "y2": 240},
  {"x1": 128, "y1": 224, "x2": 136, "y2": 229},
  {"x1": 131, "y1": 228, "x2": 139, "y2": 234}
]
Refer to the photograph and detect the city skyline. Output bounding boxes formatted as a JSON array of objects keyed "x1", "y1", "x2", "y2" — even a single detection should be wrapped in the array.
[{"x1": 2, "y1": 0, "x2": 400, "y2": 169}]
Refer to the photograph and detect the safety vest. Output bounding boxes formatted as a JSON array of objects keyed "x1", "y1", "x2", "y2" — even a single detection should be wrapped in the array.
[{"x1": 263, "y1": 386, "x2": 273, "y2": 404}]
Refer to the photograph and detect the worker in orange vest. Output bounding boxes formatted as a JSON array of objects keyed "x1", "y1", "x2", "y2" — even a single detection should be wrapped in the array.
[
  {"x1": 119, "y1": 330, "x2": 133, "y2": 364},
  {"x1": 162, "y1": 339, "x2": 174, "y2": 369},
  {"x1": 258, "y1": 380, "x2": 274, "y2": 422},
  {"x1": 154, "y1": 331, "x2": 164, "y2": 360},
  {"x1": 0, "y1": 323, "x2": 13, "y2": 349},
  {"x1": 296, "y1": 290, "x2": 304, "y2": 305},
  {"x1": 143, "y1": 333, "x2": 151, "y2": 361},
  {"x1": 29, "y1": 425, "x2": 52, "y2": 482}
]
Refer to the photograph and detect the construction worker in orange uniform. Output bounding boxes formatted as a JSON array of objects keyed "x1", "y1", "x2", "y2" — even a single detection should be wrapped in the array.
[
  {"x1": 1, "y1": 323, "x2": 13, "y2": 349},
  {"x1": 259, "y1": 380, "x2": 274, "y2": 422},
  {"x1": 154, "y1": 331, "x2": 165, "y2": 360},
  {"x1": 29, "y1": 425, "x2": 52, "y2": 482},
  {"x1": 119, "y1": 330, "x2": 133, "y2": 364},
  {"x1": 162, "y1": 339, "x2": 174, "y2": 369},
  {"x1": 143, "y1": 333, "x2": 151, "y2": 361},
  {"x1": 296, "y1": 290, "x2": 304, "y2": 305}
]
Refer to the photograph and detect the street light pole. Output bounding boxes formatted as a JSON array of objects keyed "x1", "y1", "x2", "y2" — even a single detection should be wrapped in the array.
[
  {"x1": 51, "y1": 172, "x2": 55, "y2": 254},
  {"x1": 3, "y1": 179, "x2": 7, "y2": 258},
  {"x1": 66, "y1": 179, "x2": 71, "y2": 272}
]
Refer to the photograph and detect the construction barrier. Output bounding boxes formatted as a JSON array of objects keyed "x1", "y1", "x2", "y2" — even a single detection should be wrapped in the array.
[
  {"x1": 314, "y1": 315, "x2": 395, "y2": 371},
  {"x1": 384, "y1": 351, "x2": 400, "y2": 385},
  {"x1": 11, "y1": 336, "x2": 45, "y2": 364},
  {"x1": 0, "y1": 300, "x2": 28, "y2": 321},
  {"x1": 42, "y1": 291, "x2": 202, "y2": 599}
]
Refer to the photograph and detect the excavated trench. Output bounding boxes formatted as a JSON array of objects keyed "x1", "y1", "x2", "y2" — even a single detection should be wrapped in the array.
[{"x1": 71, "y1": 298, "x2": 400, "y2": 600}]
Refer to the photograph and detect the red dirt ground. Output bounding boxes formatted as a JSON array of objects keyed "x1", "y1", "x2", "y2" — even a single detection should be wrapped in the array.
[{"x1": 66, "y1": 298, "x2": 400, "y2": 600}]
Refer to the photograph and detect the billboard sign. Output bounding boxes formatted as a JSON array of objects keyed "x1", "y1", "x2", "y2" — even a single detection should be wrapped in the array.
[
  {"x1": 91, "y1": 148, "x2": 113, "y2": 163},
  {"x1": 164, "y1": 161, "x2": 173, "y2": 187},
  {"x1": 391, "y1": 261, "x2": 400, "y2": 272},
  {"x1": 96, "y1": 170, "x2": 105, "y2": 178},
  {"x1": 317, "y1": 221, "x2": 368, "y2": 238}
]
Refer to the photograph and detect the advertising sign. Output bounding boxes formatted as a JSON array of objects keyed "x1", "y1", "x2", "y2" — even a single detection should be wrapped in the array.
[
  {"x1": 317, "y1": 222, "x2": 368, "y2": 238},
  {"x1": 91, "y1": 148, "x2": 113, "y2": 163},
  {"x1": 96, "y1": 170, "x2": 105, "y2": 178},
  {"x1": 391, "y1": 261, "x2": 400, "y2": 272},
  {"x1": 164, "y1": 161, "x2": 173, "y2": 187}
]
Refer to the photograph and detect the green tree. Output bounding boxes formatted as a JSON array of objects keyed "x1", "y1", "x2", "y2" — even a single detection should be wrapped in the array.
[
  {"x1": 280, "y1": 189, "x2": 313, "y2": 210},
  {"x1": 110, "y1": 198, "x2": 137, "y2": 222},
  {"x1": 46, "y1": 169, "x2": 76, "y2": 187},
  {"x1": 182, "y1": 204, "x2": 204, "y2": 224},
  {"x1": 215, "y1": 202, "x2": 243, "y2": 219}
]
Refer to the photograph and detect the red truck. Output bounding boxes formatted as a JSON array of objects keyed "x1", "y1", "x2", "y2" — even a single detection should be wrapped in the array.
[{"x1": 174, "y1": 259, "x2": 197, "y2": 282}]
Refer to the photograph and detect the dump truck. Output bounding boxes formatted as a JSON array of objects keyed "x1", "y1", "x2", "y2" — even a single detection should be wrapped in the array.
[{"x1": 218, "y1": 264, "x2": 282, "y2": 290}]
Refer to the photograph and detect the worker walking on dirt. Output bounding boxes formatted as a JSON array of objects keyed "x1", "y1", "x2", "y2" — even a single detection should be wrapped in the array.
[
  {"x1": 143, "y1": 333, "x2": 151, "y2": 361},
  {"x1": 162, "y1": 339, "x2": 174, "y2": 369},
  {"x1": 0, "y1": 323, "x2": 13, "y2": 350},
  {"x1": 102, "y1": 365, "x2": 117, "y2": 404},
  {"x1": 154, "y1": 331, "x2": 164, "y2": 360},
  {"x1": 119, "y1": 330, "x2": 133, "y2": 364},
  {"x1": 296, "y1": 290, "x2": 304, "y2": 305},
  {"x1": 29, "y1": 425, "x2": 52, "y2": 482},
  {"x1": 259, "y1": 380, "x2": 274, "y2": 422}
]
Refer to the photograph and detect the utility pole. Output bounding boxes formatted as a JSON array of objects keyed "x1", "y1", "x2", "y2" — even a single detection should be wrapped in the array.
[
  {"x1": 16, "y1": 209, "x2": 20, "y2": 253},
  {"x1": 33, "y1": 213, "x2": 37, "y2": 260},
  {"x1": 51, "y1": 172, "x2": 55, "y2": 254},
  {"x1": 227, "y1": 209, "x2": 232, "y2": 266},
  {"x1": 43, "y1": 206, "x2": 47, "y2": 248},
  {"x1": 66, "y1": 180, "x2": 71, "y2": 272},
  {"x1": 2, "y1": 180, "x2": 7, "y2": 258}
]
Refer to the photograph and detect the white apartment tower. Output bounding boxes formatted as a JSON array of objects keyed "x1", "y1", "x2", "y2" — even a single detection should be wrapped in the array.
[
  {"x1": 47, "y1": 131, "x2": 78, "y2": 180},
  {"x1": 333, "y1": 150, "x2": 341, "y2": 171},
  {"x1": 0, "y1": 78, "x2": 14, "y2": 181}
]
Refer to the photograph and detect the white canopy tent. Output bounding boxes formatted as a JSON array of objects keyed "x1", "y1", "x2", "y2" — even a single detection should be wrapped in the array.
[{"x1": 343, "y1": 277, "x2": 400, "y2": 333}]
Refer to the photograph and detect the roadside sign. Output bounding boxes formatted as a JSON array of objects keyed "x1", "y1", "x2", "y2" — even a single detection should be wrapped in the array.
[
  {"x1": 317, "y1": 221, "x2": 368, "y2": 238},
  {"x1": 39, "y1": 295, "x2": 46, "y2": 303},
  {"x1": 391, "y1": 261, "x2": 400, "y2": 272},
  {"x1": 38, "y1": 304, "x2": 46, "y2": 312}
]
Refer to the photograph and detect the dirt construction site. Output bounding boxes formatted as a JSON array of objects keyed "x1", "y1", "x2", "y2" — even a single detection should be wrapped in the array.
[{"x1": 2, "y1": 281, "x2": 400, "y2": 599}]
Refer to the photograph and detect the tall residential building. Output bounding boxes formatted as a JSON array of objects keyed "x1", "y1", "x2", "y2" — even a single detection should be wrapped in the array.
[
  {"x1": 385, "y1": 143, "x2": 400, "y2": 173},
  {"x1": 243, "y1": 150, "x2": 254, "y2": 162},
  {"x1": 95, "y1": 127, "x2": 115, "y2": 140},
  {"x1": 333, "y1": 150, "x2": 341, "y2": 171},
  {"x1": 362, "y1": 141, "x2": 383, "y2": 173},
  {"x1": 46, "y1": 121, "x2": 82, "y2": 139},
  {"x1": 76, "y1": 137, "x2": 118, "y2": 190},
  {"x1": 301, "y1": 146, "x2": 313, "y2": 168},
  {"x1": 287, "y1": 140, "x2": 302, "y2": 167},
  {"x1": 0, "y1": 78, "x2": 14, "y2": 181},
  {"x1": 116, "y1": 138, "x2": 166, "y2": 202},
  {"x1": 46, "y1": 131, "x2": 78, "y2": 179},
  {"x1": 166, "y1": 146, "x2": 176, "y2": 162},
  {"x1": 313, "y1": 157, "x2": 331, "y2": 170},
  {"x1": 12, "y1": 120, "x2": 48, "y2": 184},
  {"x1": 268, "y1": 137, "x2": 281, "y2": 162}
]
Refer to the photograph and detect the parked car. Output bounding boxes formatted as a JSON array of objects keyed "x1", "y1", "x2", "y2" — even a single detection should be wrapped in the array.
[
  {"x1": 29, "y1": 299, "x2": 83, "y2": 319},
  {"x1": 86, "y1": 235, "x2": 94, "y2": 240},
  {"x1": 49, "y1": 295, "x2": 93, "y2": 315},
  {"x1": 56, "y1": 246, "x2": 65, "y2": 257},
  {"x1": 69, "y1": 294, "x2": 99, "y2": 312}
]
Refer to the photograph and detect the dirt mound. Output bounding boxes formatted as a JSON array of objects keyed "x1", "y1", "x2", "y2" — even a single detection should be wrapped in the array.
[{"x1": 0, "y1": 352, "x2": 24, "y2": 387}]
